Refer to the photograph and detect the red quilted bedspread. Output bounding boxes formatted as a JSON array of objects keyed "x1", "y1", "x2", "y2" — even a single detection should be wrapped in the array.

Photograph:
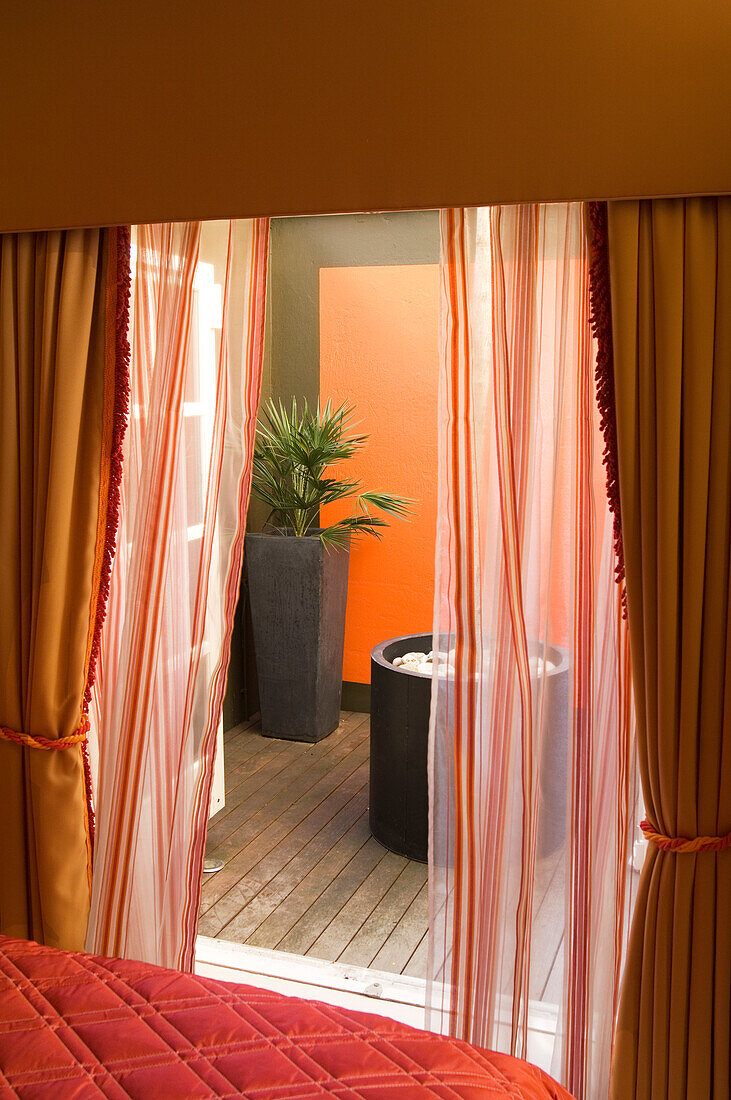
[{"x1": 0, "y1": 936, "x2": 574, "y2": 1099}]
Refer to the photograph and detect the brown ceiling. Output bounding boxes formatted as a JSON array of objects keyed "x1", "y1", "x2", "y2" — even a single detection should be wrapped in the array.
[{"x1": 1, "y1": 1, "x2": 730, "y2": 232}]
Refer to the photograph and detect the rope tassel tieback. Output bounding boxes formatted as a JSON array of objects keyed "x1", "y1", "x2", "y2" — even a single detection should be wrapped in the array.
[
  {"x1": 0, "y1": 715, "x2": 90, "y2": 751},
  {"x1": 641, "y1": 818, "x2": 731, "y2": 854}
]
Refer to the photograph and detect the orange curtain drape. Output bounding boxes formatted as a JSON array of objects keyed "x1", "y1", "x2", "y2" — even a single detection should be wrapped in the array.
[
  {"x1": 0, "y1": 228, "x2": 129, "y2": 950},
  {"x1": 605, "y1": 198, "x2": 731, "y2": 1099}
]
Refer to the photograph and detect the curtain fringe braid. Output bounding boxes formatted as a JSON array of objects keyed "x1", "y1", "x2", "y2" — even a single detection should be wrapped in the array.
[
  {"x1": 641, "y1": 819, "x2": 731, "y2": 853},
  {"x1": 0, "y1": 716, "x2": 90, "y2": 750}
]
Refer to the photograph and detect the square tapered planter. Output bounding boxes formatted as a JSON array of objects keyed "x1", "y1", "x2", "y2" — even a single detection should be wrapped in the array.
[{"x1": 245, "y1": 531, "x2": 350, "y2": 742}]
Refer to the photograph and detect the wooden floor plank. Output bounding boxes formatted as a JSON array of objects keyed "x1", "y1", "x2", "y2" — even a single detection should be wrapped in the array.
[
  {"x1": 402, "y1": 931, "x2": 429, "y2": 978},
  {"x1": 199, "y1": 785, "x2": 368, "y2": 940},
  {"x1": 528, "y1": 850, "x2": 565, "y2": 999},
  {"x1": 498, "y1": 845, "x2": 565, "y2": 996},
  {"x1": 370, "y1": 880, "x2": 429, "y2": 975},
  {"x1": 218, "y1": 736, "x2": 313, "y2": 821},
  {"x1": 306, "y1": 849, "x2": 408, "y2": 964},
  {"x1": 276, "y1": 837, "x2": 388, "y2": 957},
  {"x1": 203, "y1": 736, "x2": 370, "y2": 891},
  {"x1": 202, "y1": 712, "x2": 429, "y2": 976},
  {"x1": 225, "y1": 709, "x2": 364, "y2": 789},
  {"x1": 222, "y1": 722, "x2": 290, "y2": 771},
  {"x1": 208, "y1": 715, "x2": 370, "y2": 852},
  {"x1": 214, "y1": 789, "x2": 371, "y2": 943},
  {"x1": 245, "y1": 811, "x2": 373, "y2": 949},
  {"x1": 223, "y1": 713, "x2": 261, "y2": 745},
  {"x1": 222, "y1": 739, "x2": 304, "y2": 804},
  {"x1": 200, "y1": 752, "x2": 370, "y2": 919},
  {"x1": 337, "y1": 861, "x2": 427, "y2": 968},
  {"x1": 224, "y1": 713, "x2": 369, "y2": 821},
  {"x1": 541, "y1": 936, "x2": 564, "y2": 1005},
  {"x1": 220, "y1": 711, "x2": 363, "y2": 805}
]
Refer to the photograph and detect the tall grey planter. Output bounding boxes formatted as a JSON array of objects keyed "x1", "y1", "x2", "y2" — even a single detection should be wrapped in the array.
[{"x1": 245, "y1": 531, "x2": 350, "y2": 742}]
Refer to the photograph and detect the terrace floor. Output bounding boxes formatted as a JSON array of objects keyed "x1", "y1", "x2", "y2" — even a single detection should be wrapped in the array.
[{"x1": 199, "y1": 711, "x2": 429, "y2": 978}]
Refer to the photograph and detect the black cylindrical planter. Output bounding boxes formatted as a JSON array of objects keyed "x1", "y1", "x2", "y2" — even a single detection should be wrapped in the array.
[
  {"x1": 370, "y1": 633, "x2": 432, "y2": 862},
  {"x1": 369, "y1": 633, "x2": 570, "y2": 863},
  {"x1": 245, "y1": 531, "x2": 349, "y2": 742},
  {"x1": 536, "y1": 642, "x2": 570, "y2": 857}
]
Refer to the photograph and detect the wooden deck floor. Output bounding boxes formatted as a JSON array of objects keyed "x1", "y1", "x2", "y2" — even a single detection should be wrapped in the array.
[{"x1": 199, "y1": 712, "x2": 428, "y2": 978}]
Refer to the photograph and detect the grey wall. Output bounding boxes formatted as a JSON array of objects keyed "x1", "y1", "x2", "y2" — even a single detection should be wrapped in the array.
[{"x1": 268, "y1": 210, "x2": 440, "y2": 423}]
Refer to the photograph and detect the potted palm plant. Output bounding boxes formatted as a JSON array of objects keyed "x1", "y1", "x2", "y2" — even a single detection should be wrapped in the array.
[{"x1": 246, "y1": 398, "x2": 412, "y2": 742}]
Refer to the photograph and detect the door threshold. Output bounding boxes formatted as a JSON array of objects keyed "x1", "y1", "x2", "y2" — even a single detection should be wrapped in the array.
[
  {"x1": 195, "y1": 935, "x2": 559, "y2": 1069},
  {"x1": 195, "y1": 935, "x2": 429, "y2": 1029}
]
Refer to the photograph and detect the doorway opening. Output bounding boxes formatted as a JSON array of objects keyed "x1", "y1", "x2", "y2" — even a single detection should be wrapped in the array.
[{"x1": 198, "y1": 212, "x2": 439, "y2": 1018}]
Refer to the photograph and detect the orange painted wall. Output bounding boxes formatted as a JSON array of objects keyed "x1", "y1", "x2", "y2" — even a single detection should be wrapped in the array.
[{"x1": 320, "y1": 265, "x2": 439, "y2": 684}]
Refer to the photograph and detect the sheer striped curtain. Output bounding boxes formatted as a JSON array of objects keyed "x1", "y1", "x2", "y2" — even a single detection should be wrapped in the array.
[
  {"x1": 86, "y1": 219, "x2": 269, "y2": 970},
  {"x1": 428, "y1": 205, "x2": 638, "y2": 1100}
]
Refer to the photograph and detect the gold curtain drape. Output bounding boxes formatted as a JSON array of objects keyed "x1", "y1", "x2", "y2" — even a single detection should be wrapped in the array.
[
  {"x1": 607, "y1": 198, "x2": 731, "y2": 1099},
  {"x1": 0, "y1": 228, "x2": 128, "y2": 950}
]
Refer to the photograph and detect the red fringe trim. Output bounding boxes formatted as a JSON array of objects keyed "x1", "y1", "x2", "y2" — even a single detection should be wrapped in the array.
[
  {"x1": 587, "y1": 202, "x2": 626, "y2": 612},
  {"x1": 81, "y1": 226, "x2": 132, "y2": 846},
  {"x1": 81, "y1": 739, "x2": 95, "y2": 852}
]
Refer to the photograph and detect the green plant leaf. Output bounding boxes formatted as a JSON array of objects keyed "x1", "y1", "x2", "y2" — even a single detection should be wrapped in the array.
[{"x1": 250, "y1": 397, "x2": 414, "y2": 541}]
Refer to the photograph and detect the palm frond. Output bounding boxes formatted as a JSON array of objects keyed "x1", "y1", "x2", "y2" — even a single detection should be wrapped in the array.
[
  {"x1": 318, "y1": 524, "x2": 353, "y2": 551},
  {"x1": 357, "y1": 491, "x2": 415, "y2": 519},
  {"x1": 251, "y1": 396, "x2": 414, "y2": 542}
]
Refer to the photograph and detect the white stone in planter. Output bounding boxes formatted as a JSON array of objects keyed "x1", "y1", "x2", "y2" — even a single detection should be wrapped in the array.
[
  {"x1": 391, "y1": 648, "x2": 450, "y2": 677},
  {"x1": 393, "y1": 645, "x2": 556, "y2": 679},
  {"x1": 528, "y1": 655, "x2": 556, "y2": 677}
]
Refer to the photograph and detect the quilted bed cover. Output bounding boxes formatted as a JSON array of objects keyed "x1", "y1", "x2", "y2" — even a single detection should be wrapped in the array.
[{"x1": 0, "y1": 936, "x2": 574, "y2": 1099}]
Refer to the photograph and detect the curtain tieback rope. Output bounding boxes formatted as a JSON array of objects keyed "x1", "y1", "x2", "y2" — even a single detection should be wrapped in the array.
[
  {"x1": 0, "y1": 715, "x2": 90, "y2": 751},
  {"x1": 641, "y1": 818, "x2": 731, "y2": 853}
]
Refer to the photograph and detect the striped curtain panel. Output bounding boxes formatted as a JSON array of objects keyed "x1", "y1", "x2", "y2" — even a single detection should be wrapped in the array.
[
  {"x1": 428, "y1": 204, "x2": 638, "y2": 1099},
  {"x1": 86, "y1": 219, "x2": 269, "y2": 970}
]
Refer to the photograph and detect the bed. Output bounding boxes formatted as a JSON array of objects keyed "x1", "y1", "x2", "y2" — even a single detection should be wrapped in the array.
[{"x1": 0, "y1": 935, "x2": 574, "y2": 1099}]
